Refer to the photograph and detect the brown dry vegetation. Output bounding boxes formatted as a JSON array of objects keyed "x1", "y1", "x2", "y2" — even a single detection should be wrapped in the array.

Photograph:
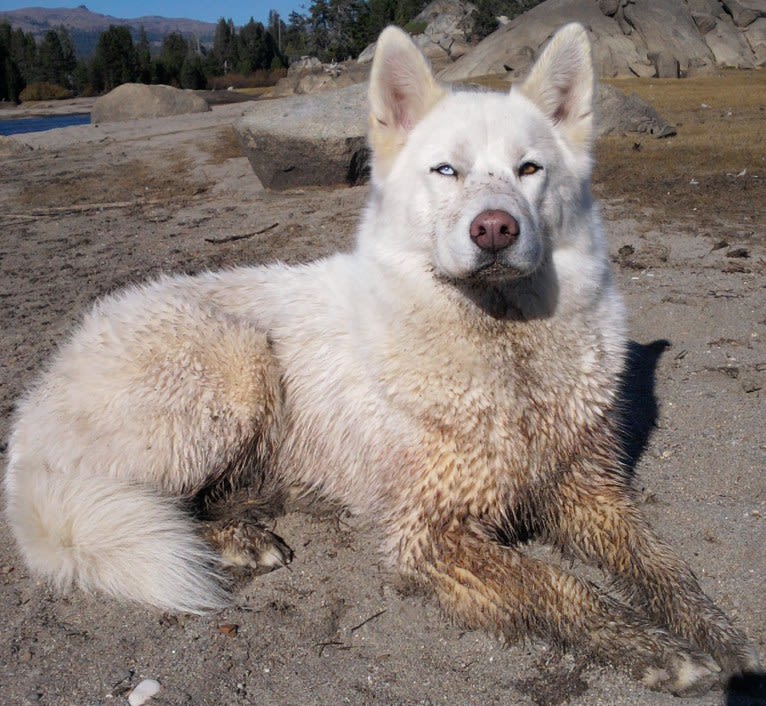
[
  {"x1": 595, "y1": 71, "x2": 766, "y2": 234},
  {"x1": 8, "y1": 150, "x2": 206, "y2": 213},
  {"x1": 200, "y1": 125, "x2": 248, "y2": 164}
]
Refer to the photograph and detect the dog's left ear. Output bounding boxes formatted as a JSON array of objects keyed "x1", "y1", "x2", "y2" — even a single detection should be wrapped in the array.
[
  {"x1": 368, "y1": 26, "x2": 446, "y2": 181},
  {"x1": 518, "y1": 23, "x2": 594, "y2": 153}
]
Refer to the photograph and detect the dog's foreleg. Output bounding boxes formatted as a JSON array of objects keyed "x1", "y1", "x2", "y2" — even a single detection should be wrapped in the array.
[
  {"x1": 547, "y1": 459, "x2": 761, "y2": 676},
  {"x1": 420, "y1": 526, "x2": 721, "y2": 695}
]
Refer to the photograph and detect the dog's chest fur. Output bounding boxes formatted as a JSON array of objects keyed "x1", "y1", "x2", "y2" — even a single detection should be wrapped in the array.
[{"x1": 276, "y1": 287, "x2": 621, "y2": 558}]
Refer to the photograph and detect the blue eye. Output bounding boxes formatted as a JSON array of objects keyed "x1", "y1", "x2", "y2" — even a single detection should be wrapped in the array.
[{"x1": 431, "y1": 163, "x2": 458, "y2": 177}]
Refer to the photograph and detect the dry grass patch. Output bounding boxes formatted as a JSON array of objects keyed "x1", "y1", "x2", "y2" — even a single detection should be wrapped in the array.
[
  {"x1": 595, "y1": 71, "x2": 766, "y2": 231},
  {"x1": 13, "y1": 149, "x2": 208, "y2": 212},
  {"x1": 199, "y1": 126, "x2": 245, "y2": 164}
]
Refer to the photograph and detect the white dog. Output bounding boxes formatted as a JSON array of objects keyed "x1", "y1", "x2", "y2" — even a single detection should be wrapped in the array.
[{"x1": 5, "y1": 24, "x2": 759, "y2": 694}]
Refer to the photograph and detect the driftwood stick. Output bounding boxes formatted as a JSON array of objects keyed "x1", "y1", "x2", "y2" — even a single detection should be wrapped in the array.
[{"x1": 204, "y1": 222, "x2": 280, "y2": 244}]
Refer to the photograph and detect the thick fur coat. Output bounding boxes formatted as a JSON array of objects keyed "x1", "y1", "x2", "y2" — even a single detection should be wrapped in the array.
[{"x1": 4, "y1": 24, "x2": 760, "y2": 694}]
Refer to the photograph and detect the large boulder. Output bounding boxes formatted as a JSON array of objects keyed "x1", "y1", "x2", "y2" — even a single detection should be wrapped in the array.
[
  {"x1": 439, "y1": 0, "x2": 652, "y2": 80},
  {"x1": 235, "y1": 83, "x2": 370, "y2": 190},
  {"x1": 438, "y1": 0, "x2": 765, "y2": 80},
  {"x1": 236, "y1": 79, "x2": 674, "y2": 190},
  {"x1": 743, "y1": 17, "x2": 766, "y2": 65},
  {"x1": 271, "y1": 59, "x2": 368, "y2": 97},
  {"x1": 359, "y1": 0, "x2": 477, "y2": 66},
  {"x1": 597, "y1": 83, "x2": 676, "y2": 137},
  {"x1": 91, "y1": 84, "x2": 209, "y2": 124}
]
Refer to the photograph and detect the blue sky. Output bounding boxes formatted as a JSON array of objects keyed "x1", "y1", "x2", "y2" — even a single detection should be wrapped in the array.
[{"x1": 1, "y1": 2, "x2": 308, "y2": 26}]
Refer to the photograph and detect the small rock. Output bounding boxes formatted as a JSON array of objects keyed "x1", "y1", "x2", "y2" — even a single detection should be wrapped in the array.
[
  {"x1": 598, "y1": 0, "x2": 620, "y2": 16},
  {"x1": 128, "y1": 679, "x2": 161, "y2": 706}
]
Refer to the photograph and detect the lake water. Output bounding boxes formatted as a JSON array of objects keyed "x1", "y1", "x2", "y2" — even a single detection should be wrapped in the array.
[{"x1": 0, "y1": 113, "x2": 91, "y2": 136}]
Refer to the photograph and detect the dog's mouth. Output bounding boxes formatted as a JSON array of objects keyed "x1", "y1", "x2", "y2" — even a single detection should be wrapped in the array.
[
  {"x1": 435, "y1": 258, "x2": 532, "y2": 286},
  {"x1": 469, "y1": 259, "x2": 528, "y2": 282}
]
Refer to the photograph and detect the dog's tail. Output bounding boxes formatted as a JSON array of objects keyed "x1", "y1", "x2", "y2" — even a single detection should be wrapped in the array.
[{"x1": 5, "y1": 455, "x2": 228, "y2": 613}]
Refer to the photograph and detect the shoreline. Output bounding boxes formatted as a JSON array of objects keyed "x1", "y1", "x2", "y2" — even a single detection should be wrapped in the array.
[
  {"x1": 0, "y1": 96, "x2": 97, "y2": 119},
  {"x1": 0, "y1": 90, "x2": 260, "y2": 121}
]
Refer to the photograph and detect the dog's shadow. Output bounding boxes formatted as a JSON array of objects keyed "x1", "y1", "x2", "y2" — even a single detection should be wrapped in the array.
[
  {"x1": 726, "y1": 673, "x2": 766, "y2": 705},
  {"x1": 616, "y1": 339, "x2": 671, "y2": 476},
  {"x1": 619, "y1": 341, "x2": 766, "y2": 702}
]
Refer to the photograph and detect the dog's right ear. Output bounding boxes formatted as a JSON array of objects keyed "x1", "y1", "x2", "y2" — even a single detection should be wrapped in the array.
[{"x1": 368, "y1": 26, "x2": 445, "y2": 181}]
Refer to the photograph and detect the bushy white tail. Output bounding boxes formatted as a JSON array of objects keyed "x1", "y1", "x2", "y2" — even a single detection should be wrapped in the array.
[{"x1": 5, "y1": 457, "x2": 229, "y2": 613}]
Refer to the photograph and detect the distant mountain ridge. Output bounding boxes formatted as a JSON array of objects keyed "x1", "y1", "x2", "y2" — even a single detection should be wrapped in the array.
[{"x1": 0, "y1": 4, "x2": 217, "y2": 56}]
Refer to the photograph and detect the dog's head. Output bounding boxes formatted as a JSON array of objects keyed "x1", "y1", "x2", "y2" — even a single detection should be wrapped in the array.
[{"x1": 363, "y1": 24, "x2": 603, "y2": 315}]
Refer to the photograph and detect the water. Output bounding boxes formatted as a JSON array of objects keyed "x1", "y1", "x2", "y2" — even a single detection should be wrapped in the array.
[{"x1": 0, "y1": 113, "x2": 91, "y2": 136}]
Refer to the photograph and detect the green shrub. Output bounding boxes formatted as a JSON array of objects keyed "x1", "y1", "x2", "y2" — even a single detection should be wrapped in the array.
[
  {"x1": 19, "y1": 82, "x2": 73, "y2": 102},
  {"x1": 403, "y1": 20, "x2": 428, "y2": 36}
]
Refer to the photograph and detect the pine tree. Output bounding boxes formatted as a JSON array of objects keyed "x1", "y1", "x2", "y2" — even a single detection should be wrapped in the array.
[
  {"x1": 10, "y1": 27, "x2": 38, "y2": 84},
  {"x1": 136, "y1": 26, "x2": 152, "y2": 83},
  {"x1": 92, "y1": 25, "x2": 138, "y2": 92},
  {"x1": 211, "y1": 18, "x2": 238, "y2": 75},
  {"x1": 0, "y1": 21, "x2": 24, "y2": 102},
  {"x1": 158, "y1": 32, "x2": 188, "y2": 86},
  {"x1": 37, "y1": 29, "x2": 67, "y2": 85}
]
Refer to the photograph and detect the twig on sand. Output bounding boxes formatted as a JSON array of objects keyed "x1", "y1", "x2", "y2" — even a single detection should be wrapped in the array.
[
  {"x1": 349, "y1": 609, "x2": 387, "y2": 634},
  {"x1": 205, "y1": 222, "x2": 280, "y2": 244}
]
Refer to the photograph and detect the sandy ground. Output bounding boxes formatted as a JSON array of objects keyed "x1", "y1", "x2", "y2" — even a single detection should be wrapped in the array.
[{"x1": 0, "y1": 99, "x2": 764, "y2": 706}]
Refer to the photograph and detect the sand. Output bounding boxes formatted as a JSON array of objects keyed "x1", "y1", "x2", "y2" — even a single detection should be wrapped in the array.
[{"x1": 0, "y1": 99, "x2": 764, "y2": 706}]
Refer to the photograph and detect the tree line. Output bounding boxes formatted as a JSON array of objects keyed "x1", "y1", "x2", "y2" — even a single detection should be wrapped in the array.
[
  {"x1": 1, "y1": 0, "x2": 540, "y2": 103},
  {"x1": 0, "y1": 19, "x2": 283, "y2": 102}
]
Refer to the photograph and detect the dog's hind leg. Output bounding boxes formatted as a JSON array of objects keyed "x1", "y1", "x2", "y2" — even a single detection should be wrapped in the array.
[
  {"x1": 5, "y1": 282, "x2": 290, "y2": 611},
  {"x1": 419, "y1": 526, "x2": 721, "y2": 695},
  {"x1": 545, "y1": 458, "x2": 762, "y2": 677}
]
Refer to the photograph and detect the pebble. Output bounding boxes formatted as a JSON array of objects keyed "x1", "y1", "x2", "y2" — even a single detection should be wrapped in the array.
[{"x1": 127, "y1": 679, "x2": 161, "y2": 706}]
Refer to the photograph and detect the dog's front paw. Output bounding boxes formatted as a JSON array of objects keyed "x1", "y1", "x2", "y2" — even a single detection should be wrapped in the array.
[
  {"x1": 641, "y1": 648, "x2": 721, "y2": 696},
  {"x1": 714, "y1": 641, "x2": 763, "y2": 677}
]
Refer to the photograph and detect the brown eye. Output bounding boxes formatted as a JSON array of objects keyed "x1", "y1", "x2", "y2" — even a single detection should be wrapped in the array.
[{"x1": 518, "y1": 162, "x2": 541, "y2": 177}]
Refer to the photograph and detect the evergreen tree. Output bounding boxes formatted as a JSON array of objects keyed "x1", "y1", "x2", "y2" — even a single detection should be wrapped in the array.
[
  {"x1": 367, "y1": 0, "x2": 397, "y2": 39},
  {"x1": 0, "y1": 21, "x2": 24, "y2": 102},
  {"x1": 284, "y1": 11, "x2": 308, "y2": 59},
  {"x1": 158, "y1": 32, "x2": 188, "y2": 86},
  {"x1": 237, "y1": 19, "x2": 276, "y2": 73},
  {"x1": 37, "y1": 29, "x2": 67, "y2": 85},
  {"x1": 136, "y1": 26, "x2": 152, "y2": 83},
  {"x1": 180, "y1": 53, "x2": 206, "y2": 89},
  {"x1": 211, "y1": 18, "x2": 238, "y2": 75},
  {"x1": 92, "y1": 25, "x2": 137, "y2": 91},
  {"x1": 57, "y1": 26, "x2": 77, "y2": 81},
  {"x1": 10, "y1": 27, "x2": 38, "y2": 84}
]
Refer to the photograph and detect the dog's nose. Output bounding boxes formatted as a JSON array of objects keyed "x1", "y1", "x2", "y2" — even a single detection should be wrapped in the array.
[{"x1": 469, "y1": 210, "x2": 519, "y2": 253}]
